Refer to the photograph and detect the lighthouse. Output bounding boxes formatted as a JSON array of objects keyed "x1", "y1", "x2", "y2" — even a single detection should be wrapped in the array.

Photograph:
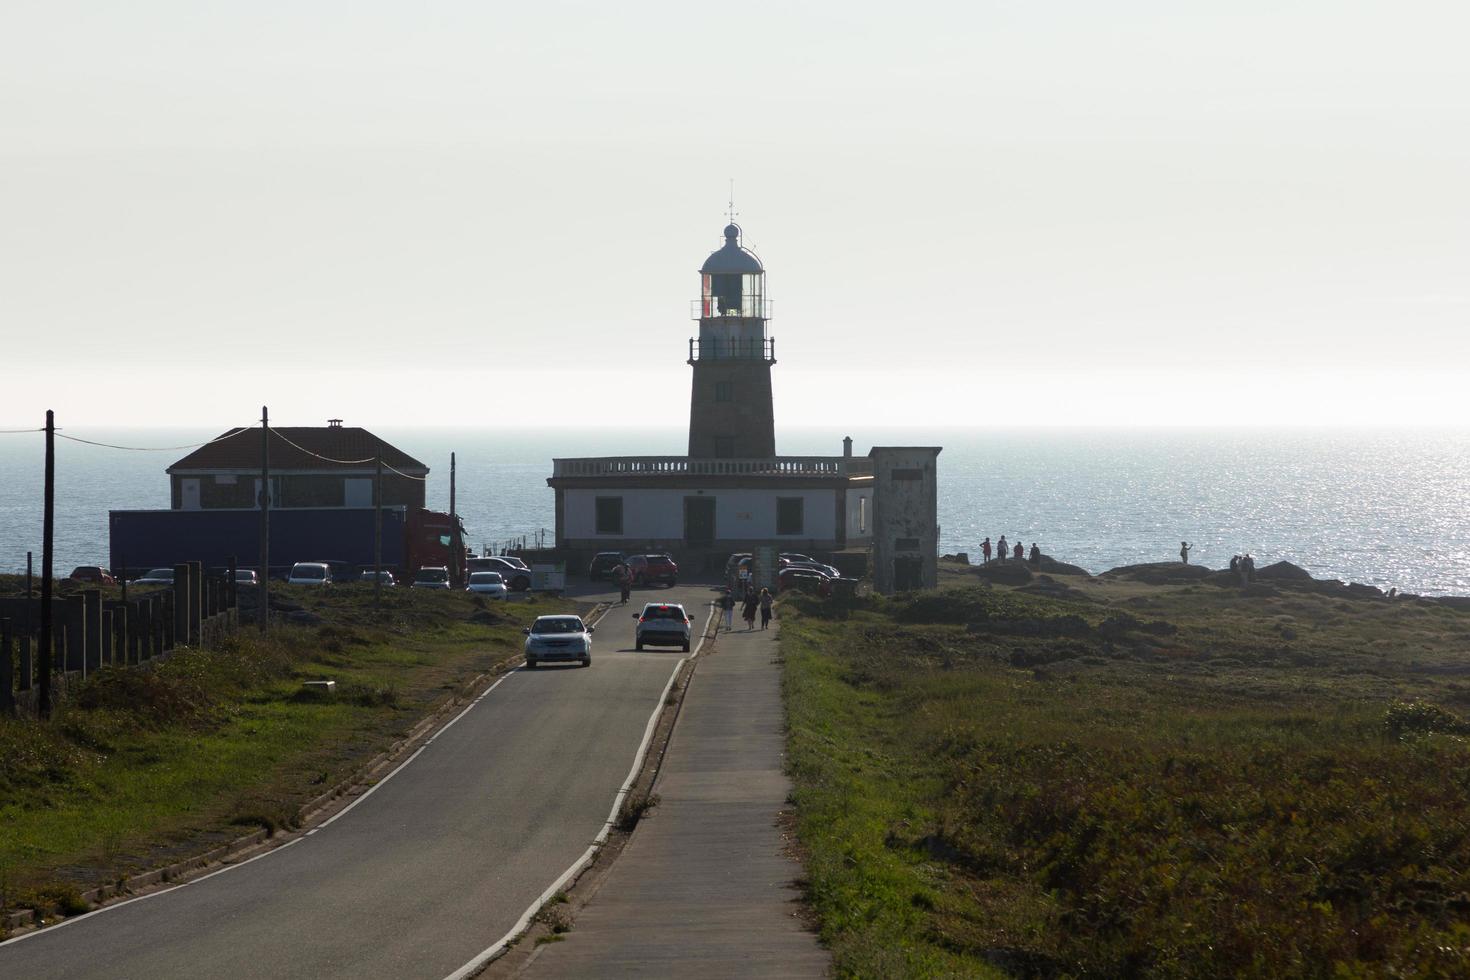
[{"x1": 687, "y1": 223, "x2": 776, "y2": 458}]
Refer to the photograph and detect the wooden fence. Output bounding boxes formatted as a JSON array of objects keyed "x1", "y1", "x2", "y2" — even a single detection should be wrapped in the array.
[{"x1": 0, "y1": 561, "x2": 239, "y2": 718}]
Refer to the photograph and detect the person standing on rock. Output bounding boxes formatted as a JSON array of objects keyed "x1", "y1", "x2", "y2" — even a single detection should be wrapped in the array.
[
  {"x1": 1029, "y1": 543, "x2": 1041, "y2": 566},
  {"x1": 981, "y1": 537, "x2": 992, "y2": 564},
  {"x1": 997, "y1": 535, "x2": 1008, "y2": 561},
  {"x1": 1180, "y1": 541, "x2": 1192, "y2": 564},
  {"x1": 1014, "y1": 541, "x2": 1024, "y2": 561}
]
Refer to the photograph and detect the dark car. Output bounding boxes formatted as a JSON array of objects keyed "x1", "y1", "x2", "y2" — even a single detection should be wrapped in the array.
[
  {"x1": 778, "y1": 567, "x2": 833, "y2": 597},
  {"x1": 587, "y1": 551, "x2": 627, "y2": 581},
  {"x1": 68, "y1": 565, "x2": 116, "y2": 585},
  {"x1": 467, "y1": 556, "x2": 531, "y2": 591},
  {"x1": 627, "y1": 554, "x2": 678, "y2": 587}
]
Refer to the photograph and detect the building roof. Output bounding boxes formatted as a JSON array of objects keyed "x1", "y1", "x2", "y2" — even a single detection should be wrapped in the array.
[
  {"x1": 700, "y1": 223, "x2": 764, "y2": 275},
  {"x1": 168, "y1": 426, "x2": 429, "y2": 474}
]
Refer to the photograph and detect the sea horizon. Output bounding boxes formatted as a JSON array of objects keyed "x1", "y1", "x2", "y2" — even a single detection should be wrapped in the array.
[{"x1": 2, "y1": 425, "x2": 1467, "y2": 596}]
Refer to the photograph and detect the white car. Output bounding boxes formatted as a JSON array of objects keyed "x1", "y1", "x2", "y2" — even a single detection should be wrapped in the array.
[
  {"x1": 467, "y1": 556, "x2": 532, "y2": 591},
  {"x1": 287, "y1": 562, "x2": 332, "y2": 586},
  {"x1": 411, "y1": 566, "x2": 451, "y2": 590},
  {"x1": 523, "y1": 615, "x2": 593, "y2": 668},
  {"x1": 234, "y1": 569, "x2": 259, "y2": 586},
  {"x1": 633, "y1": 602, "x2": 691, "y2": 652},
  {"x1": 466, "y1": 571, "x2": 508, "y2": 599}
]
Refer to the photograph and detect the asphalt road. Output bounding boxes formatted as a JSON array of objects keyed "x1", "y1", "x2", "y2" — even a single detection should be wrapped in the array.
[{"x1": 0, "y1": 584, "x2": 712, "y2": 980}]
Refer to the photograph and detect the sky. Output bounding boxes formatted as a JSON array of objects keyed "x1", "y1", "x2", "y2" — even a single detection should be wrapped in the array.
[{"x1": 2, "y1": 1, "x2": 1468, "y2": 429}]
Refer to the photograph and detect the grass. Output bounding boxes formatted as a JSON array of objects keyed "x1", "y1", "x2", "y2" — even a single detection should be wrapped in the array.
[
  {"x1": 782, "y1": 565, "x2": 1470, "y2": 978},
  {"x1": 0, "y1": 582, "x2": 573, "y2": 919}
]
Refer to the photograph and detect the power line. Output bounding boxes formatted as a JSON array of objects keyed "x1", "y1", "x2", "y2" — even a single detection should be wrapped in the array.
[
  {"x1": 268, "y1": 428, "x2": 429, "y2": 481},
  {"x1": 0, "y1": 427, "x2": 44, "y2": 434},
  {"x1": 52, "y1": 426, "x2": 256, "y2": 452},
  {"x1": 382, "y1": 460, "x2": 429, "y2": 483},
  {"x1": 266, "y1": 428, "x2": 379, "y2": 466}
]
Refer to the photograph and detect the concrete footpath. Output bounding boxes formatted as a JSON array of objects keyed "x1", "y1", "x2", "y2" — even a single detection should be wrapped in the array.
[{"x1": 523, "y1": 619, "x2": 830, "y2": 978}]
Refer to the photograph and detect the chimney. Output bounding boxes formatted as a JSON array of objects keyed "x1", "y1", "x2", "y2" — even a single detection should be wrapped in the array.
[
  {"x1": 842, "y1": 436, "x2": 853, "y2": 458},
  {"x1": 328, "y1": 419, "x2": 343, "y2": 428}
]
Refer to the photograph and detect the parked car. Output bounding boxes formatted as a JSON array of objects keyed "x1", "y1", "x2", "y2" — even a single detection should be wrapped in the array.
[
  {"x1": 778, "y1": 567, "x2": 833, "y2": 597},
  {"x1": 723, "y1": 552, "x2": 752, "y2": 580},
  {"x1": 633, "y1": 602, "x2": 691, "y2": 652},
  {"x1": 287, "y1": 562, "x2": 333, "y2": 586},
  {"x1": 785, "y1": 559, "x2": 841, "y2": 579},
  {"x1": 467, "y1": 556, "x2": 531, "y2": 592},
  {"x1": 466, "y1": 571, "x2": 508, "y2": 599},
  {"x1": 307, "y1": 559, "x2": 358, "y2": 582},
  {"x1": 411, "y1": 566, "x2": 451, "y2": 589},
  {"x1": 779, "y1": 553, "x2": 817, "y2": 564},
  {"x1": 587, "y1": 551, "x2": 627, "y2": 581},
  {"x1": 627, "y1": 554, "x2": 678, "y2": 587},
  {"x1": 523, "y1": 615, "x2": 593, "y2": 668},
  {"x1": 68, "y1": 565, "x2": 116, "y2": 585},
  {"x1": 132, "y1": 567, "x2": 175, "y2": 585},
  {"x1": 234, "y1": 569, "x2": 259, "y2": 587},
  {"x1": 360, "y1": 570, "x2": 396, "y2": 587}
]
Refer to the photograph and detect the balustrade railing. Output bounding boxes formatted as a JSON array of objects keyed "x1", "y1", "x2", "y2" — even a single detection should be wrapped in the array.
[
  {"x1": 688, "y1": 337, "x2": 776, "y2": 362},
  {"x1": 552, "y1": 455, "x2": 872, "y2": 479}
]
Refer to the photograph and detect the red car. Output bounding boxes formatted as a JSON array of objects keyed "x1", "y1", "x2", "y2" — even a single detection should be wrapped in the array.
[
  {"x1": 778, "y1": 567, "x2": 832, "y2": 597},
  {"x1": 68, "y1": 565, "x2": 116, "y2": 585},
  {"x1": 627, "y1": 554, "x2": 678, "y2": 587}
]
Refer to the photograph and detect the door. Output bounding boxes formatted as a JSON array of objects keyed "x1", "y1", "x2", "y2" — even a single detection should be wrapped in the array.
[
  {"x1": 181, "y1": 479, "x2": 201, "y2": 510},
  {"x1": 893, "y1": 557, "x2": 924, "y2": 591},
  {"x1": 684, "y1": 497, "x2": 716, "y2": 547}
]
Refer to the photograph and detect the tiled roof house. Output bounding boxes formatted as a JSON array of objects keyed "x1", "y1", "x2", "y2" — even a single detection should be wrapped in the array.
[{"x1": 166, "y1": 421, "x2": 428, "y2": 510}]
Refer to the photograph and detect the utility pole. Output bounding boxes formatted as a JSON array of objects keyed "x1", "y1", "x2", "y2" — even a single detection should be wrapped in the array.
[
  {"x1": 258, "y1": 406, "x2": 270, "y2": 633},
  {"x1": 448, "y1": 452, "x2": 460, "y2": 589},
  {"x1": 374, "y1": 452, "x2": 383, "y2": 609},
  {"x1": 39, "y1": 411, "x2": 54, "y2": 719}
]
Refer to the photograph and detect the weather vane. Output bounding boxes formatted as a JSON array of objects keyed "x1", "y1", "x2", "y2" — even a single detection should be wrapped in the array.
[{"x1": 726, "y1": 178, "x2": 738, "y2": 224}]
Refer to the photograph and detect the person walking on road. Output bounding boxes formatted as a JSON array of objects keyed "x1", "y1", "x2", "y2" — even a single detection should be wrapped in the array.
[
  {"x1": 981, "y1": 537, "x2": 992, "y2": 564},
  {"x1": 997, "y1": 535, "x2": 1008, "y2": 561},
  {"x1": 614, "y1": 561, "x2": 631, "y2": 604},
  {"x1": 719, "y1": 588, "x2": 736, "y2": 631},
  {"x1": 742, "y1": 590, "x2": 759, "y2": 631},
  {"x1": 759, "y1": 588, "x2": 774, "y2": 630},
  {"x1": 1180, "y1": 541, "x2": 1192, "y2": 564}
]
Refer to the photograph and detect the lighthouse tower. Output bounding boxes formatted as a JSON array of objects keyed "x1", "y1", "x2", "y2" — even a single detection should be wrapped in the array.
[{"x1": 687, "y1": 223, "x2": 776, "y2": 458}]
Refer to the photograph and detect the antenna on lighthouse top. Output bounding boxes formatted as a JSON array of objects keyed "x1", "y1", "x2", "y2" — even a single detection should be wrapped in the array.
[{"x1": 726, "y1": 178, "x2": 738, "y2": 224}]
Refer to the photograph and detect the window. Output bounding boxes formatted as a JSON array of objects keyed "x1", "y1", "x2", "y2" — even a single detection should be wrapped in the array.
[
  {"x1": 777, "y1": 497, "x2": 804, "y2": 536},
  {"x1": 595, "y1": 496, "x2": 624, "y2": 535},
  {"x1": 714, "y1": 437, "x2": 736, "y2": 458},
  {"x1": 715, "y1": 381, "x2": 733, "y2": 402}
]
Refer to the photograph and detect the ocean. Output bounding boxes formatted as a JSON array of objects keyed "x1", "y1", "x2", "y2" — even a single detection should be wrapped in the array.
[{"x1": 1, "y1": 427, "x2": 1466, "y2": 596}]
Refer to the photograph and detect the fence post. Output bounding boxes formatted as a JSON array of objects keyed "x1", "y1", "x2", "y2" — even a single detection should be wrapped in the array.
[
  {"x1": 65, "y1": 594, "x2": 86, "y2": 674},
  {"x1": 83, "y1": 589, "x2": 103, "y2": 673},
  {"x1": 162, "y1": 590, "x2": 175, "y2": 650},
  {"x1": 19, "y1": 627, "x2": 33, "y2": 691},
  {"x1": 1, "y1": 618, "x2": 14, "y2": 716},
  {"x1": 173, "y1": 565, "x2": 190, "y2": 647},
  {"x1": 100, "y1": 609, "x2": 113, "y2": 667},
  {"x1": 188, "y1": 561, "x2": 203, "y2": 645}
]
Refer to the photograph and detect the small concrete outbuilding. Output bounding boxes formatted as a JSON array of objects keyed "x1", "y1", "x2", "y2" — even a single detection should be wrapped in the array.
[{"x1": 869, "y1": 447, "x2": 941, "y2": 593}]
